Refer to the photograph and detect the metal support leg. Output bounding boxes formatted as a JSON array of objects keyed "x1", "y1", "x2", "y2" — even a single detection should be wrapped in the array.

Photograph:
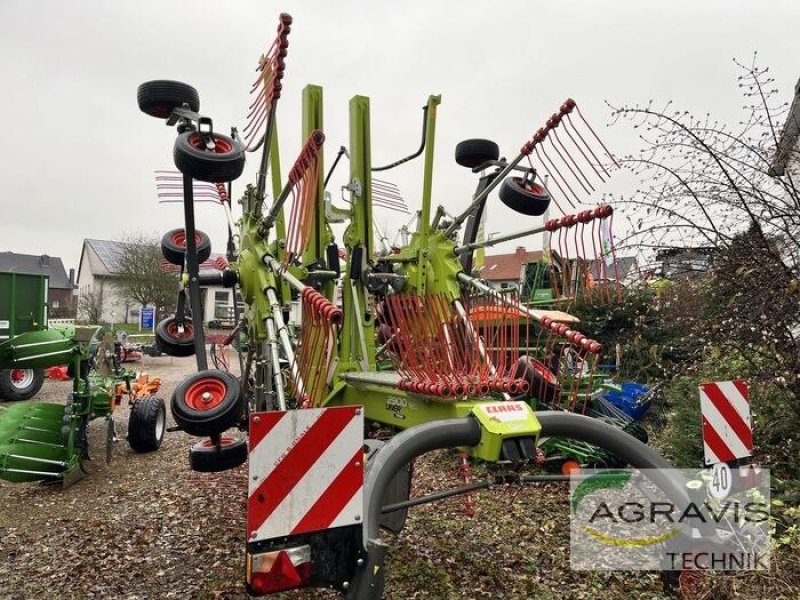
[
  {"x1": 181, "y1": 173, "x2": 208, "y2": 371},
  {"x1": 265, "y1": 317, "x2": 287, "y2": 410},
  {"x1": 265, "y1": 288, "x2": 305, "y2": 398}
]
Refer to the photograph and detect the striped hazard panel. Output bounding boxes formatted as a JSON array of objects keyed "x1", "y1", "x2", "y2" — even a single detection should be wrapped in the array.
[
  {"x1": 699, "y1": 379, "x2": 753, "y2": 466},
  {"x1": 247, "y1": 406, "x2": 364, "y2": 543}
]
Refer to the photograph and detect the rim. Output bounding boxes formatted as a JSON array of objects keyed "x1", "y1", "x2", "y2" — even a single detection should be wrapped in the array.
[
  {"x1": 184, "y1": 377, "x2": 227, "y2": 411},
  {"x1": 9, "y1": 369, "x2": 34, "y2": 390},
  {"x1": 561, "y1": 460, "x2": 581, "y2": 475},
  {"x1": 532, "y1": 360, "x2": 558, "y2": 385},
  {"x1": 155, "y1": 405, "x2": 166, "y2": 440},
  {"x1": 514, "y1": 177, "x2": 546, "y2": 196},
  {"x1": 170, "y1": 230, "x2": 202, "y2": 249},
  {"x1": 166, "y1": 320, "x2": 194, "y2": 339},
  {"x1": 201, "y1": 436, "x2": 236, "y2": 448},
  {"x1": 189, "y1": 133, "x2": 233, "y2": 154}
]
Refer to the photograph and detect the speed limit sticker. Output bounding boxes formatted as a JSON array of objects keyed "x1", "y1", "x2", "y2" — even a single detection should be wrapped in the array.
[{"x1": 708, "y1": 462, "x2": 733, "y2": 499}]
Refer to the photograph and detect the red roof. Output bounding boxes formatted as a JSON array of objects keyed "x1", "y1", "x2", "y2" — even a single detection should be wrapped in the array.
[{"x1": 481, "y1": 247, "x2": 542, "y2": 281}]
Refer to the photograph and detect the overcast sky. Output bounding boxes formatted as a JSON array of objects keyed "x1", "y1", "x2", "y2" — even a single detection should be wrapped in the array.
[{"x1": 1, "y1": 0, "x2": 798, "y2": 279}]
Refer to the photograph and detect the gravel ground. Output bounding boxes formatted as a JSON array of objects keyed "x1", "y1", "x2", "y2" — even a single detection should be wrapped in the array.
[{"x1": 1, "y1": 356, "x2": 786, "y2": 599}]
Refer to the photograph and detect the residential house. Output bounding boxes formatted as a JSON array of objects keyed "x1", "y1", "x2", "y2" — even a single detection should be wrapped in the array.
[
  {"x1": 0, "y1": 251, "x2": 76, "y2": 314},
  {"x1": 482, "y1": 247, "x2": 543, "y2": 290},
  {"x1": 768, "y1": 76, "x2": 800, "y2": 177},
  {"x1": 77, "y1": 238, "x2": 231, "y2": 326},
  {"x1": 655, "y1": 247, "x2": 714, "y2": 279}
]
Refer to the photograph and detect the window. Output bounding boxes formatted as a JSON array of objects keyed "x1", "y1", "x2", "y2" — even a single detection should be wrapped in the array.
[{"x1": 214, "y1": 290, "x2": 232, "y2": 320}]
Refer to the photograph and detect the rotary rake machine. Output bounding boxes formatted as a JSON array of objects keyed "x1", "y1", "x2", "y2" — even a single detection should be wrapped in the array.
[{"x1": 137, "y1": 12, "x2": 678, "y2": 598}]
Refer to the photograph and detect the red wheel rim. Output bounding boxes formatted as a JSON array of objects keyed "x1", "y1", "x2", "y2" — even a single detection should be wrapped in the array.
[
  {"x1": 170, "y1": 230, "x2": 202, "y2": 249},
  {"x1": 166, "y1": 321, "x2": 193, "y2": 339},
  {"x1": 514, "y1": 177, "x2": 546, "y2": 196},
  {"x1": 184, "y1": 377, "x2": 227, "y2": 411},
  {"x1": 532, "y1": 360, "x2": 558, "y2": 385},
  {"x1": 561, "y1": 460, "x2": 581, "y2": 475},
  {"x1": 528, "y1": 182, "x2": 546, "y2": 195},
  {"x1": 189, "y1": 133, "x2": 233, "y2": 153},
  {"x1": 10, "y1": 369, "x2": 25, "y2": 383},
  {"x1": 201, "y1": 437, "x2": 235, "y2": 448}
]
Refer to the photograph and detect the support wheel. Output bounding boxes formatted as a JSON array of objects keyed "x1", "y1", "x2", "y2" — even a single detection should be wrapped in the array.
[
  {"x1": 174, "y1": 131, "x2": 245, "y2": 183},
  {"x1": 499, "y1": 177, "x2": 551, "y2": 216},
  {"x1": 161, "y1": 228, "x2": 212, "y2": 266},
  {"x1": 0, "y1": 368, "x2": 45, "y2": 401},
  {"x1": 128, "y1": 396, "x2": 166, "y2": 452},
  {"x1": 137, "y1": 80, "x2": 200, "y2": 119},
  {"x1": 189, "y1": 436, "x2": 247, "y2": 472},
  {"x1": 514, "y1": 356, "x2": 560, "y2": 406},
  {"x1": 171, "y1": 369, "x2": 242, "y2": 437},
  {"x1": 155, "y1": 316, "x2": 196, "y2": 357},
  {"x1": 455, "y1": 139, "x2": 499, "y2": 168}
]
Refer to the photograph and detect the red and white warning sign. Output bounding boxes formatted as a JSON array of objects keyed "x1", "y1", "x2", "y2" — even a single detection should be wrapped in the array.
[
  {"x1": 247, "y1": 406, "x2": 364, "y2": 543},
  {"x1": 699, "y1": 379, "x2": 753, "y2": 466}
]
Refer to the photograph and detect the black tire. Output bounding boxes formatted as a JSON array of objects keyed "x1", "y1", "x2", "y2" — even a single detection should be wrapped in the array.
[
  {"x1": 128, "y1": 396, "x2": 166, "y2": 452},
  {"x1": 498, "y1": 176, "x2": 551, "y2": 216},
  {"x1": 514, "y1": 356, "x2": 560, "y2": 406},
  {"x1": 188, "y1": 436, "x2": 247, "y2": 472},
  {"x1": 155, "y1": 316, "x2": 196, "y2": 357},
  {"x1": 174, "y1": 131, "x2": 245, "y2": 183},
  {"x1": 137, "y1": 80, "x2": 200, "y2": 119},
  {"x1": 455, "y1": 138, "x2": 499, "y2": 169},
  {"x1": 161, "y1": 228, "x2": 212, "y2": 266},
  {"x1": 0, "y1": 368, "x2": 45, "y2": 401},
  {"x1": 171, "y1": 369, "x2": 242, "y2": 437}
]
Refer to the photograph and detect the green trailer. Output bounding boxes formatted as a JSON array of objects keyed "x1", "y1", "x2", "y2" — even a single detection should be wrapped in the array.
[{"x1": 0, "y1": 271, "x2": 50, "y2": 400}]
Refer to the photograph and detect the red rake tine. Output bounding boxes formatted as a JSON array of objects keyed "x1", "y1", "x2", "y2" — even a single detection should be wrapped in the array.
[
  {"x1": 552, "y1": 128, "x2": 595, "y2": 192},
  {"x1": 535, "y1": 147, "x2": 578, "y2": 208}
]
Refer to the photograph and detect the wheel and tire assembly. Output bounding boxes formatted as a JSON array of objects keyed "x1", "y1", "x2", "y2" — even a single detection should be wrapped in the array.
[
  {"x1": 514, "y1": 356, "x2": 560, "y2": 406},
  {"x1": 155, "y1": 316, "x2": 196, "y2": 357},
  {"x1": 171, "y1": 369, "x2": 242, "y2": 437},
  {"x1": 499, "y1": 177, "x2": 551, "y2": 216},
  {"x1": 189, "y1": 436, "x2": 247, "y2": 472},
  {"x1": 137, "y1": 80, "x2": 200, "y2": 119},
  {"x1": 0, "y1": 368, "x2": 45, "y2": 401},
  {"x1": 128, "y1": 396, "x2": 166, "y2": 452},
  {"x1": 161, "y1": 228, "x2": 212, "y2": 266},
  {"x1": 174, "y1": 131, "x2": 245, "y2": 183},
  {"x1": 454, "y1": 138, "x2": 499, "y2": 169}
]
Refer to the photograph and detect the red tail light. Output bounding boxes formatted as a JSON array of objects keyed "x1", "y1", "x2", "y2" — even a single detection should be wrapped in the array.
[{"x1": 247, "y1": 546, "x2": 312, "y2": 594}]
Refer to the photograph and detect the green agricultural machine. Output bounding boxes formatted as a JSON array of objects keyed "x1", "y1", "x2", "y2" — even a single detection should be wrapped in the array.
[
  {"x1": 0, "y1": 272, "x2": 49, "y2": 401},
  {"x1": 0, "y1": 273, "x2": 166, "y2": 486},
  {"x1": 137, "y1": 13, "x2": 703, "y2": 598}
]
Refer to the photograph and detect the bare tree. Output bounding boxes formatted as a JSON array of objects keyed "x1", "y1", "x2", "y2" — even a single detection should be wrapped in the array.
[
  {"x1": 608, "y1": 55, "x2": 800, "y2": 403},
  {"x1": 113, "y1": 233, "x2": 178, "y2": 315},
  {"x1": 609, "y1": 56, "x2": 800, "y2": 276},
  {"x1": 77, "y1": 286, "x2": 104, "y2": 324}
]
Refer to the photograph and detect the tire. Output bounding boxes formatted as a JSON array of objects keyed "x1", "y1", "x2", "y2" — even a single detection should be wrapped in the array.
[
  {"x1": 173, "y1": 131, "x2": 245, "y2": 183},
  {"x1": 514, "y1": 356, "x2": 560, "y2": 406},
  {"x1": 0, "y1": 368, "x2": 45, "y2": 401},
  {"x1": 127, "y1": 396, "x2": 166, "y2": 452},
  {"x1": 137, "y1": 80, "x2": 200, "y2": 119},
  {"x1": 455, "y1": 139, "x2": 499, "y2": 169},
  {"x1": 498, "y1": 176, "x2": 551, "y2": 216},
  {"x1": 155, "y1": 316, "x2": 196, "y2": 357},
  {"x1": 161, "y1": 228, "x2": 212, "y2": 266},
  {"x1": 171, "y1": 369, "x2": 242, "y2": 437},
  {"x1": 188, "y1": 436, "x2": 247, "y2": 472}
]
